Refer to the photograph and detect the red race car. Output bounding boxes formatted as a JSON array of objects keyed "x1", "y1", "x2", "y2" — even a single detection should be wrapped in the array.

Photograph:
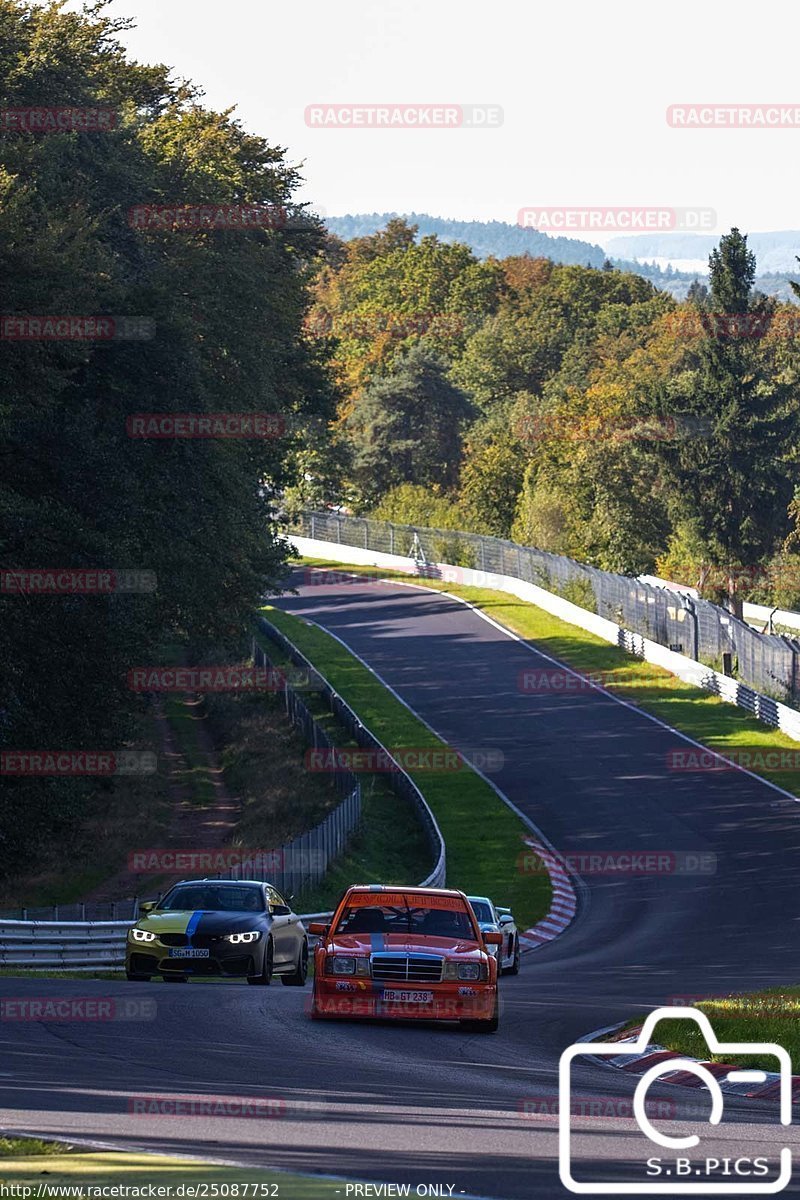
[{"x1": 309, "y1": 884, "x2": 501, "y2": 1032}]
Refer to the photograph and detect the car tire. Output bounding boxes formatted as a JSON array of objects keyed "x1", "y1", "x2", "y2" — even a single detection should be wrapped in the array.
[
  {"x1": 247, "y1": 936, "x2": 273, "y2": 986},
  {"x1": 281, "y1": 940, "x2": 308, "y2": 986},
  {"x1": 125, "y1": 970, "x2": 151, "y2": 982},
  {"x1": 461, "y1": 992, "x2": 499, "y2": 1034},
  {"x1": 504, "y1": 937, "x2": 520, "y2": 976}
]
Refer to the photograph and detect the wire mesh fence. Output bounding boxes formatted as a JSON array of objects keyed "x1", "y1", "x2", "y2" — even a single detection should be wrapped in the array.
[
  {"x1": 292, "y1": 509, "x2": 800, "y2": 705},
  {"x1": 213, "y1": 634, "x2": 364, "y2": 899},
  {"x1": 254, "y1": 616, "x2": 445, "y2": 888},
  {"x1": 0, "y1": 900, "x2": 139, "y2": 922}
]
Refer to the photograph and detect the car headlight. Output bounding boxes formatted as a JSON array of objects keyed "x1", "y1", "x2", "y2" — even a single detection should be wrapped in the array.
[
  {"x1": 443, "y1": 961, "x2": 487, "y2": 981},
  {"x1": 326, "y1": 956, "x2": 371, "y2": 977},
  {"x1": 226, "y1": 931, "x2": 261, "y2": 944},
  {"x1": 130, "y1": 927, "x2": 156, "y2": 943}
]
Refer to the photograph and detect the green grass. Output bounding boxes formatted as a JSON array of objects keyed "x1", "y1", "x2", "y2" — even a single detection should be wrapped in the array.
[
  {"x1": 620, "y1": 988, "x2": 800, "y2": 1073},
  {"x1": 249, "y1": 630, "x2": 436, "y2": 911},
  {"x1": 0, "y1": 1146, "x2": 360, "y2": 1198},
  {"x1": 0, "y1": 1138, "x2": 69, "y2": 1156},
  {"x1": 164, "y1": 696, "x2": 217, "y2": 808},
  {"x1": 297, "y1": 558, "x2": 800, "y2": 798},
  {"x1": 260, "y1": 605, "x2": 553, "y2": 930}
]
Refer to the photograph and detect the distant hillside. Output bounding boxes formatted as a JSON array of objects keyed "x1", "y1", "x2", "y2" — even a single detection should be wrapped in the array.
[
  {"x1": 324, "y1": 214, "x2": 799, "y2": 303},
  {"x1": 606, "y1": 230, "x2": 800, "y2": 277},
  {"x1": 324, "y1": 213, "x2": 701, "y2": 299},
  {"x1": 325, "y1": 212, "x2": 607, "y2": 267}
]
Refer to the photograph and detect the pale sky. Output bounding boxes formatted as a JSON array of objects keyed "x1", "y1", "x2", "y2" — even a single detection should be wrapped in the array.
[{"x1": 92, "y1": 0, "x2": 800, "y2": 242}]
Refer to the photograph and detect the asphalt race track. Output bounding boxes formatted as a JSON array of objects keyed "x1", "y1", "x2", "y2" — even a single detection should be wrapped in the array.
[{"x1": 2, "y1": 571, "x2": 800, "y2": 1199}]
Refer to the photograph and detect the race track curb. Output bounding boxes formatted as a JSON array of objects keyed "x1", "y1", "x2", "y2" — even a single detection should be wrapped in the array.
[
  {"x1": 587, "y1": 1025, "x2": 800, "y2": 1104},
  {"x1": 518, "y1": 836, "x2": 578, "y2": 952}
]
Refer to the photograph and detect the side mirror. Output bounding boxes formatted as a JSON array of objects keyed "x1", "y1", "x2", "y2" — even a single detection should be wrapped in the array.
[
  {"x1": 483, "y1": 931, "x2": 503, "y2": 946},
  {"x1": 139, "y1": 900, "x2": 156, "y2": 914},
  {"x1": 270, "y1": 904, "x2": 291, "y2": 917},
  {"x1": 498, "y1": 914, "x2": 514, "y2": 926},
  {"x1": 308, "y1": 921, "x2": 329, "y2": 936}
]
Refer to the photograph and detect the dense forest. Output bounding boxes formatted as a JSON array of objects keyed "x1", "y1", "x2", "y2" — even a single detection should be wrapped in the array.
[
  {"x1": 3, "y1": 0, "x2": 800, "y2": 876},
  {"x1": 301, "y1": 218, "x2": 800, "y2": 612},
  {"x1": 0, "y1": 0, "x2": 333, "y2": 871}
]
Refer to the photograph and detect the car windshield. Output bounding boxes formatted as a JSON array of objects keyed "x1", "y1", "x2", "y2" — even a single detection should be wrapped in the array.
[
  {"x1": 158, "y1": 885, "x2": 265, "y2": 912},
  {"x1": 334, "y1": 900, "x2": 477, "y2": 941},
  {"x1": 469, "y1": 900, "x2": 494, "y2": 924}
]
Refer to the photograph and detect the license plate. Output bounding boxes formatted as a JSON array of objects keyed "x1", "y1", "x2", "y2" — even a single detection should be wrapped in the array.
[
  {"x1": 168, "y1": 948, "x2": 209, "y2": 958},
  {"x1": 382, "y1": 989, "x2": 433, "y2": 1004}
]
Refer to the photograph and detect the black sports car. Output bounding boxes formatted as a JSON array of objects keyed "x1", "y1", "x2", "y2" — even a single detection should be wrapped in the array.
[{"x1": 125, "y1": 879, "x2": 308, "y2": 985}]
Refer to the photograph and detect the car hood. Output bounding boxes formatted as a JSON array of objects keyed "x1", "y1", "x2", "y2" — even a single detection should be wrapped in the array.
[
  {"x1": 324, "y1": 932, "x2": 484, "y2": 958},
  {"x1": 137, "y1": 910, "x2": 266, "y2": 936}
]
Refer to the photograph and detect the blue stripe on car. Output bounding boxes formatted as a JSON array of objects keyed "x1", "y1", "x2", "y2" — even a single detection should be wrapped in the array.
[{"x1": 186, "y1": 910, "x2": 204, "y2": 946}]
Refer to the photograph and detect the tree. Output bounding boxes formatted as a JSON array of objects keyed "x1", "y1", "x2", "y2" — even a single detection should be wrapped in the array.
[
  {"x1": 0, "y1": 0, "x2": 333, "y2": 875},
  {"x1": 346, "y1": 345, "x2": 475, "y2": 508},
  {"x1": 646, "y1": 230, "x2": 798, "y2": 615}
]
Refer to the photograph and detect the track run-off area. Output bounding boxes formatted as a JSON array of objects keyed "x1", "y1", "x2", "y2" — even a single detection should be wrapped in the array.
[{"x1": 2, "y1": 571, "x2": 800, "y2": 1199}]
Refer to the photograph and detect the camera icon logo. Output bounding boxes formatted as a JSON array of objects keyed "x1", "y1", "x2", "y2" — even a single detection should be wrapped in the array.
[{"x1": 559, "y1": 1006, "x2": 792, "y2": 1194}]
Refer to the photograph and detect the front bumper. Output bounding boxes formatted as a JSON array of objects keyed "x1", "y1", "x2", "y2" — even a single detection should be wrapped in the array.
[
  {"x1": 312, "y1": 978, "x2": 497, "y2": 1021},
  {"x1": 127, "y1": 944, "x2": 257, "y2": 977}
]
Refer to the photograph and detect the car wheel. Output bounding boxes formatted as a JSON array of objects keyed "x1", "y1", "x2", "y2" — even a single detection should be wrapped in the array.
[
  {"x1": 507, "y1": 937, "x2": 520, "y2": 976},
  {"x1": 281, "y1": 939, "x2": 308, "y2": 986},
  {"x1": 125, "y1": 970, "x2": 151, "y2": 982},
  {"x1": 247, "y1": 936, "x2": 273, "y2": 986},
  {"x1": 461, "y1": 992, "x2": 499, "y2": 1034}
]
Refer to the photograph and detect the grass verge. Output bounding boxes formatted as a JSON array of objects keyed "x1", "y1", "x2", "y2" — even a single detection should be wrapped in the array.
[
  {"x1": 259, "y1": 605, "x2": 553, "y2": 930},
  {"x1": 0, "y1": 1145, "x2": 356, "y2": 1197},
  {"x1": 619, "y1": 989, "x2": 800, "y2": 1073},
  {"x1": 249, "y1": 630, "x2": 433, "y2": 912},
  {"x1": 297, "y1": 558, "x2": 800, "y2": 798}
]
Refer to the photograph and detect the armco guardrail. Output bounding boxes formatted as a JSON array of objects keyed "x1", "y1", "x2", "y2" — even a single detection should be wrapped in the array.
[
  {"x1": 2, "y1": 619, "x2": 447, "y2": 971},
  {"x1": 290, "y1": 529, "x2": 800, "y2": 744},
  {"x1": 0, "y1": 919, "x2": 135, "y2": 971},
  {"x1": 0, "y1": 911, "x2": 337, "y2": 972},
  {"x1": 256, "y1": 614, "x2": 446, "y2": 889}
]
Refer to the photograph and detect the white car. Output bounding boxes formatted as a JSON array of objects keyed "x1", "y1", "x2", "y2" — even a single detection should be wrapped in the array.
[{"x1": 467, "y1": 896, "x2": 520, "y2": 975}]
